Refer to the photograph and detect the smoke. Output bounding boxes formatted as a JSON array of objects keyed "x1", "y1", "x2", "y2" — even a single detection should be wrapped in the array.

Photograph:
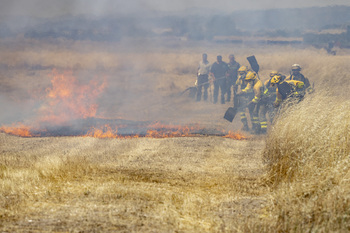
[
  {"x1": 1, "y1": 0, "x2": 350, "y2": 19},
  {"x1": 0, "y1": 0, "x2": 350, "y2": 136},
  {"x1": 0, "y1": 93, "x2": 38, "y2": 125}
]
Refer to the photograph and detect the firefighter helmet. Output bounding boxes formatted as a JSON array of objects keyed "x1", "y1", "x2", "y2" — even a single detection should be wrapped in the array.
[
  {"x1": 270, "y1": 70, "x2": 278, "y2": 77},
  {"x1": 245, "y1": 71, "x2": 257, "y2": 81},
  {"x1": 238, "y1": 66, "x2": 248, "y2": 73},
  {"x1": 291, "y1": 64, "x2": 301, "y2": 71},
  {"x1": 270, "y1": 75, "x2": 282, "y2": 85},
  {"x1": 296, "y1": 81, "x2": 304, "y2": 89}
]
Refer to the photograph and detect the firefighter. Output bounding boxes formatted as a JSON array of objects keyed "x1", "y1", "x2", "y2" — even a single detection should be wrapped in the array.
[
  {"x1": 285, "y1": 64, "x2": 314, "y2": 94},
  {"x1": 270, "y1": 74, "x2": 305, "y2": 108},
  {"x1": 237, "y1": 71, "x2": 263, "y2": 134},
  {"x1": 235, "y1": 66, "x2": 253, "y2": 131},
  {"x1": 235, "y1": 66, "x2": 249, "y2": 91},
  {"x1": 259, "y1": 70, "x2": 286, "y2": 133}
]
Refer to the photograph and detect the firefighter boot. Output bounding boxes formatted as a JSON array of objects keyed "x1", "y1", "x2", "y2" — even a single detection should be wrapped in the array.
[
  {"x1": 242, "y1": 124, "x2": 250, "y2": 132},
  {"x1": 240, "y1": 115, "x2": 250, "y2": 132},
  {"x1": 260, "y1": 121, "x2": 268, "y2": 134},
  {"x1": 251, "y1": 116, "x2": 261, "y2": 134},
  {"x1": 252, "y1": 123, "x2": 261, "y2": 134}
]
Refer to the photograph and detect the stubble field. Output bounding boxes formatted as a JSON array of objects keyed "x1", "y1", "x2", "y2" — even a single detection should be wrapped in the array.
[{"x1": 0, "y1": 37, "x2": 349, "y2": 232}]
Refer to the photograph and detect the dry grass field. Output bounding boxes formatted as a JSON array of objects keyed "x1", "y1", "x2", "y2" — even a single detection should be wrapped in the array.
[{"x1": 0, "y1": 37, "x2": 349, "y2": 232}]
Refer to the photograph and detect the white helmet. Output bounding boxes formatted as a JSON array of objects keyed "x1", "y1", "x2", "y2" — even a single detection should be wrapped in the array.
[{"x1": 291, "y1": 64, "x2": 301, "y2": 71}]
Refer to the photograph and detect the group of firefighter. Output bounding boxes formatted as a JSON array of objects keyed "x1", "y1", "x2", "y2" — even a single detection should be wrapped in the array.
[{"x1": 196, "y1": 53, "x2": 313, "y2": 134}]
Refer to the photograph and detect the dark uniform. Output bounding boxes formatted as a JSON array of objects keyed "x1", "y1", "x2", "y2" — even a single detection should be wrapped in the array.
[
  {"x1": 210, "y1": 55, "x2": 229, "y2": 104},
  {"x1": 226, "y1": 55, "x2": 240, "y2": 102},
  {"x1": 285, "y1": 64, "x2": 313, "y2": 94}
]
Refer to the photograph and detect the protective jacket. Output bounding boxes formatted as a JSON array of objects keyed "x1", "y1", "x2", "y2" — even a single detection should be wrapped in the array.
[
  {"x1": 285, "y1": 73, "x2": 311, "y2": 89},
  {"x1": 263, "y1": 78, "x2": 276, "y2": 97},
  {"x1": 275, "y1": 80, "x2": 304, "y2": 107},
  {"x1": 242, "y1": 78, "x2": 264, "y2": 104},
  {"x1": 236, "y1": 74, "x2": 250, "y2": 91}
]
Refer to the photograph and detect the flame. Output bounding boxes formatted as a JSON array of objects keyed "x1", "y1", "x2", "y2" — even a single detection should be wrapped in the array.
[
  {"x1": 85, "y1": 125, "x2": 140, "y2": 139},
  {"x1": 84, "y1": 125, "x2": 139, "y2": 139},
  {"x1": 0, "y1": 122, "x2": 248, "y2": 140},
  {"x1": 82, "y1": 122, "x2": 247, "y2": 140},
  {"x1": 0, "y1": 123, "x2": 33, "y2": 137},
  {"x1": 83, "y1": 122, "x2": 203, "y2": 139},
  {"x1": 222, "y1": 131, "x2": 247, "y2": 140},
  {"x1": 85, "y1": 125, "x2": 117, "y2": 138},
  {"x1": 0, "y1": 70, "x2": 248, "y2": 140},
  {"x1": 39, "y1": 69, "x2": 106, "y2": 124}
]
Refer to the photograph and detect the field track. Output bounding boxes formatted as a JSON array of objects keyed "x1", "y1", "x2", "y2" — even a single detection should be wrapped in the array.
[{"x1": 0, "y1": 133, "x2": 267, "y2": 232}]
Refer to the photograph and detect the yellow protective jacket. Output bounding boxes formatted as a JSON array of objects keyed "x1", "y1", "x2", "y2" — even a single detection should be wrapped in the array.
[
  {"x1": 263, "y1": 78, "x2": 276, "y2": 97},
  {"x1": 236, "y1": 74, "x2": 250, "y2": 91},
  {"x1": 275, "y1": 80, "x2": 304, "y2": 106},
  {"x1": 285, "y1": 73, "x2": 310, "y2": 89},
  {"x1": 242, "y1": 78, "x2": 264, "y2": 103}
]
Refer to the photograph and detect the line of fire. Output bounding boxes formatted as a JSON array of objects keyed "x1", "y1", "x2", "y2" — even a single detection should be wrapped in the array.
[{"x1": 0, "y1": 69, "x2": 246, "y2": 140}]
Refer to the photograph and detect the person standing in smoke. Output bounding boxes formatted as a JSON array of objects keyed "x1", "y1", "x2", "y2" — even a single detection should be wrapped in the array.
[
  {"x1": 196, "y1": 53, "x2": 211, "y2": 101},
  {"x1": 285, "y1": 64, "x2": 314, "y2": 94},
  {"x1": 236, "y1": 71, "x2": 263, "y2": 134},
  {"x1": 210, "y1": 55, "x2": 229, "y2": 104},
  {"x1": 226, "y1": 54, "x2": 240, "y2": 102},
  {"x1": 259, "y1": 70, "x2": 285, "y2": 133}
]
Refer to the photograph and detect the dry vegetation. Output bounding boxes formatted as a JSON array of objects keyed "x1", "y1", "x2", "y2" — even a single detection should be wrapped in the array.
[
  {"x1": 0, "y1": 37, "x2": 350, "y2": 232},
  {"x1": 0, "y1": 134, "x2": 267, "y2": 232},
  {"x1": 262, "y1": 82, "x2": 350, "y2": 230}
]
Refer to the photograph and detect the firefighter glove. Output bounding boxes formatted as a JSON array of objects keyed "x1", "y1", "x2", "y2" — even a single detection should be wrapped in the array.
[{"x1": 248, "y1": 101, "x2": 256, "y2": 108}]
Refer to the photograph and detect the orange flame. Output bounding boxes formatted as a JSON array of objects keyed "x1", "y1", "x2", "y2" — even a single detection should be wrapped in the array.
[
  {"x1": 39, "y1": 69, "x2": 106, "y2": 124},
  {"x1": 82, "y1": 123, "x2": 247, "y2": 140},
  {"x1": 222, "y1": 131, "x2": 247, "y2": 140},
  {"x1": 84, "y1": 125, "x2": 141, "y2": 139},
  {"x1": 0, "y1": 70, "x2": 248, "y2": 140},
  {"x1": 85, "y1": 125, "x2": 118, "y2": 138},
  {"x1": 0, "y1": 123, "x2": 33, "y2": 137},
  {"x1": 0, "y1": 122, "x2": 248, "y2": 140}
]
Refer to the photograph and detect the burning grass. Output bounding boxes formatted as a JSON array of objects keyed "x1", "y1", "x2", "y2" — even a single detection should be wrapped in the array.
[
  {"x1": 1, "y1": 38, "x2": 350, "y2": 231},
  {"x1": 0, "y1": 119, "x2": 247, "y2": 139}
]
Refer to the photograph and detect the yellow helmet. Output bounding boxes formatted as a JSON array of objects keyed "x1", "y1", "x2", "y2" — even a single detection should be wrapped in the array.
[
  {"x1": 270, "y1": 70, "x2": 278, "y2": 77},
  {"x1": 238, "y1": 66, "x2": 248, "y2": 73},
  {"x1": 270, "y1": 75, "x2": 282, "y2": 84},
  {"x1": 296, "y1": 81, "x2": 304, "y2": 89},
  {"x1": 245, "y1": 71, "x2": 257, "y2": 81}
]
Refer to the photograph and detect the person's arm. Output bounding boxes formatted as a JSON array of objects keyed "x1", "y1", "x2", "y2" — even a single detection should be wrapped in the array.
[
  {"x1": 273, "y1": 90, "x2": 283, "y2": 107},
  {"x1": 251, "y1": 82, "x2": 263, "y2": 103}
]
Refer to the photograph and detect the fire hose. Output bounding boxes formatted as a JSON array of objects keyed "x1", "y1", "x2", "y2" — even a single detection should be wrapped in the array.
[{"x1": 178, "y1": 76, "x2": 227, "y2": 97}]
